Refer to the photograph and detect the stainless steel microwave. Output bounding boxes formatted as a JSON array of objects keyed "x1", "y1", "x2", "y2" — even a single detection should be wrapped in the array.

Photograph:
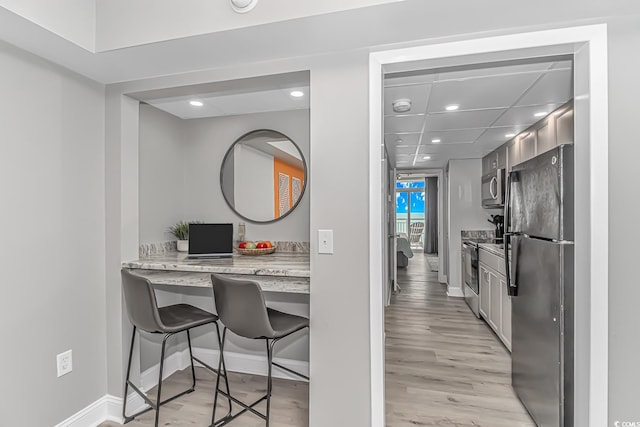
[{"x1": 481, "y1": 168, "x2": 505, "y2": 208}]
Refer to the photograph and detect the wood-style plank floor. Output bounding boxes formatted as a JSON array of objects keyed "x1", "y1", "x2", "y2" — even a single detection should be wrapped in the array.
[{"x1": 385, "y1": 253, "x2": 535, "y2": 427}]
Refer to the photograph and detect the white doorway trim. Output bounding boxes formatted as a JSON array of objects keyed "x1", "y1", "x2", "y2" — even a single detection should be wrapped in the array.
[{"x1": 369, "y1": 24, "x2": 608, "y2": 427}]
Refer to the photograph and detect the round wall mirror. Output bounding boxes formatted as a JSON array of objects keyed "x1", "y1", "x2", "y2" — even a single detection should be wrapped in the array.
[{"x1": 220, "y1": 129, "x2": 307, "y2": 223}]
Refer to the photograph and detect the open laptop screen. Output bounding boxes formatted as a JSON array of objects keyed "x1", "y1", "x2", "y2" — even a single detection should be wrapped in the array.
[{"x1": 188, "y1": 223, "x2": 233, "y2": 258}]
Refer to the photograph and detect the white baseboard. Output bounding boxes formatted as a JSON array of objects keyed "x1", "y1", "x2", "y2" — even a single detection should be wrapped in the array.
[
  {"x1": 58, "y1": 346, "x2": 309, "y2": 427},
  {"x1": 446, "y1": 286, "x2": 465, "y2": 297},
  {"x1": 54, "y1": 395, "x2": 123, "y2": 427}
]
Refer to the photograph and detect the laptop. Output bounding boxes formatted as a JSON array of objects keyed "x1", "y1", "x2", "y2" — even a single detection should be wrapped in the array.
[{"x1": 187, "y1": 223, "x2": 233, "y2": 259}]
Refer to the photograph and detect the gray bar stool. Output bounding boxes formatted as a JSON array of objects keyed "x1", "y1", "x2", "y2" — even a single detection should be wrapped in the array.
[
  {"x1": 120, "y1": 269, "x2": 232, "y2": 427},
  {"x1": 210, "y1": 273, "x2": 309, "y2": 427}
]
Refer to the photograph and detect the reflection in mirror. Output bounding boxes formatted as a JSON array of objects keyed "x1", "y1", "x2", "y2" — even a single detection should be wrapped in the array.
[{"x1": 221, "y1": 129, "x2": 307, "y2": 223}]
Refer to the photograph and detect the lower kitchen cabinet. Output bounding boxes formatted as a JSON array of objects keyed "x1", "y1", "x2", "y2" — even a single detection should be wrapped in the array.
[{"x1": 478, "y1": 249, "x2": 512, "y2": 352}]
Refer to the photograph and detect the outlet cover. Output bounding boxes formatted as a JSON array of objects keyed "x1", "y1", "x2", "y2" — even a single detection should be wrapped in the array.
[{"x1": 57, "y1": 350, "x2": 73, "y2": 377}]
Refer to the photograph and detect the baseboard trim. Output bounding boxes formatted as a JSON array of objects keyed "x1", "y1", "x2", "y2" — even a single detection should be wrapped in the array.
[
  {"x1": 54, "y1": 395, "x2": 124, "y2": 427},
  {"x1": 446, "y1": 286, "x2": 465, "y2": 298}
]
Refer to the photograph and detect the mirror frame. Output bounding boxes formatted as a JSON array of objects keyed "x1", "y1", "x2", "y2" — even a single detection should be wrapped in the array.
[{"x1": 220, "y1": 128, "x2": 308, "y2": 224}]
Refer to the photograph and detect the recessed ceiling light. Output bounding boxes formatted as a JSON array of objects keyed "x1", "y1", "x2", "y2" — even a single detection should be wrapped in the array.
[
  {"x1": 392, "y1": 98, "x2": 412, "y2": 113},
  {"x1": 431, "y1": 138, "x2": 441, "y2": 143},
  {"x1": 290, "y1": 90, "x2": 304, "y2": 98},
  {"x1": 230, "y1": 0, "x2": 258, "y2": 13},
  {"x1": 423, "y1": 156, "x2": 431, "y2": 160},
  {"x1": 534, "y1": 111, "x2": 547, "y2": 117},
  {"x1": 189, "y1": 100, "x2": 204, "y2": 107},
  {"x1": 505, "y1": 133, "x2": 516, "y2": 138},
  {"x1": 445, "y1": 104, "x2": 459, "y2": 111}
]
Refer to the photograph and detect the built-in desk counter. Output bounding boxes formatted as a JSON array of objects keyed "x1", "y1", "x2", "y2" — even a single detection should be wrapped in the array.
[{"x1": 122, "y1": 252, "x2": 310, "y2": 294}]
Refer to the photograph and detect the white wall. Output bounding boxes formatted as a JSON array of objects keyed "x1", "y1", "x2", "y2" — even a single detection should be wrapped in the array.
[
  {"x1": 94, "y1": 0, "x2": 399, "y2": 51},
  {"x1": 446, "y1": 159, "x2": 499, "y2": 293},
  {"x1": 0, "y1": 40, "x2": 106, "y2": 425},
  {"x1": 234, "y1": 144, "x2": 275, "y2": 222},
  {"x1": 0, "y1": 0, "x2": 95, "y2": 50},
  {"x1": 138, "y1": 104, "x2": 186, "y2": 243}
]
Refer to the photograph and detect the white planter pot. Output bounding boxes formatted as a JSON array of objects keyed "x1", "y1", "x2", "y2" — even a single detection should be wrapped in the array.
[{"x1": 177, "y1": 240, "x2": 189, "y2": 252}]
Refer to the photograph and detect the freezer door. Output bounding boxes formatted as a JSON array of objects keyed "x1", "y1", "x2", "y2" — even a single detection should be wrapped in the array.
[
  {"x1": 511, "y1": 236, "x2": 573, "y2": 427},
  {"x1": 508, "y1": 144, "x2": 574, "y2": 241}
]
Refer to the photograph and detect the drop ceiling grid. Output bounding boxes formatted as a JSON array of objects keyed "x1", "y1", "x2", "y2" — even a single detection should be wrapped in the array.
[{"x1": 383, "y1": 61, "x2": 573, "y2": 169}]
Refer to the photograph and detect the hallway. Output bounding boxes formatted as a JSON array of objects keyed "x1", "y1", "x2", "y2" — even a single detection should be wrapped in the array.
[{"x1": 385, "y1": 253, "x2": 535, "y2": 426}]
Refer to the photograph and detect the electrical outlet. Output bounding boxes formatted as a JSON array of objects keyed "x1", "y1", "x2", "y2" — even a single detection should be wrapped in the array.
[{"x1": 57, "y1": 350, "x2": 73, "y2": 377}]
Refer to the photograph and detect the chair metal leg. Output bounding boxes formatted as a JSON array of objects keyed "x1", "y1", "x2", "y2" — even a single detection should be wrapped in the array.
[
  {"x1": 154, "y1": 334, "x2": 171, "y2": 427},
  {"x1": 186, "y1": 330, "x2": 197, "y2": 391},
  {"x1": 265, "y1": 339, "x2": 277, "y2": 427},
  {"x1": 212, "y1": 326, "x2": 232, "y2": 426},
  {"x1": 122, "y1": 326, "x2": 137, "y2": 422}
]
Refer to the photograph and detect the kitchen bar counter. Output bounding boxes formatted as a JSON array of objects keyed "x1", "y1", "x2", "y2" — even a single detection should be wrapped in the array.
[{"x1": 122, "y1": 251, "x2": 310, "y2": 294}]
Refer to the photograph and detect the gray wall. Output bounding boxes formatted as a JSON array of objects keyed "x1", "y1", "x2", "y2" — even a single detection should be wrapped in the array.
[
  {"x1": 102, "y1": 8, "x2": 640, "y2": 427},
  {"x1": 446, "y1": 159, "x2": 500, "y2": 292},
  {"x1": 0, "y1": 41, "x2": 107, "y2": 425},
  {"x1": 183, "y1": 109, "x2": 310, "y2": 242},
  {"x1": 139, "y1": 104, "x2": 186, "y2": 243},
  {"x1": 138, "y1": 107, "x2": 310, "y2": 243}
]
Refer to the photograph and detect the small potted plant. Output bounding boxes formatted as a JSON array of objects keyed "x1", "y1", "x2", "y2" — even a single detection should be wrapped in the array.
[{"x1": 168, "y1": 221, "x2": 191, "y2": 252}]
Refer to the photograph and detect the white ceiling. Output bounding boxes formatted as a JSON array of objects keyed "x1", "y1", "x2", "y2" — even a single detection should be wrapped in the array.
[{"x1": 384, "y1": 57, "x2": 573, "y2": 169}]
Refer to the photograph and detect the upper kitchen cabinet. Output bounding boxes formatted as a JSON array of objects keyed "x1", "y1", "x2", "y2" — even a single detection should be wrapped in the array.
[
  {"x1": 506, "y1": 138, "x2": 520, "y2": 172},
  {"x1": 556, "y1": 106, "x2": 574, "y2": 145},
  {"x1": 536, "y1": 116, "x2": 555, "y2": 155},
  {"x1": 496, "y1": 144, "x2": 507, "y2": 170},
  {"x1": 482, "y1": 150, "x2": 498, "y2": 176},
  {"x1": 519, "y1": 131, "x2": 536, "y2": 164}
]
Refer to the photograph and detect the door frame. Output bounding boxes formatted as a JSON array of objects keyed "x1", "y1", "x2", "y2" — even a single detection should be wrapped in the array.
[{"x1": 369, "y1": 24, "x2": 608, "y2": 427}]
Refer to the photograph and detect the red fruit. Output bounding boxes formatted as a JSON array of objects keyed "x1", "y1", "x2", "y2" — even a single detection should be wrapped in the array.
[
  {"x1": 256, "y1": 242, "x2": 268, "y2": 249},
  {"x1": 238, "y1": 241, "x2": 247, "y2": 249}
]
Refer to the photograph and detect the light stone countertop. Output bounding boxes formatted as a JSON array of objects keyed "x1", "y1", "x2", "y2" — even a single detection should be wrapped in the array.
[
  {"x1": 122, "y1": 251, "x2": 310, "y2": 294},
  {"x1": 478, "y1": 243, "x2": 506, "y2": 258},
  {"x1": 122, "y1": 251, "x2": 310, "y2": 278}
]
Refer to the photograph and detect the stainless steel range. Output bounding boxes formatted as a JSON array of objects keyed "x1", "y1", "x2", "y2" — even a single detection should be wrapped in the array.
[{"x1": 462, "y1": 237, "x2": 501, "y2": 317}]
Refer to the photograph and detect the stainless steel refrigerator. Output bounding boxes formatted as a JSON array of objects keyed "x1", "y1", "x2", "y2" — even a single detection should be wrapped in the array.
[{"x1": 504, "y1": 144, "x2": 574, "y2": 427}]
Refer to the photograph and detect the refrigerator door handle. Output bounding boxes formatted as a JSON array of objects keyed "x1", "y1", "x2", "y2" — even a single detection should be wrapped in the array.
[{"x1": 504, "y1": 171, "x2": 517, "y2": 296}]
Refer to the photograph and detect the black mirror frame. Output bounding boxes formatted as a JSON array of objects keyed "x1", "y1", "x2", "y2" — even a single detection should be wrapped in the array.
[{"x1": 219, "y1": 128, "x2": 308, "y2": 224}]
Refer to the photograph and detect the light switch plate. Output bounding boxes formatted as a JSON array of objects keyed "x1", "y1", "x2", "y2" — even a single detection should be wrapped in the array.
[{"x1": 318, "y1": 229, "x2": 334, "y2": 254}]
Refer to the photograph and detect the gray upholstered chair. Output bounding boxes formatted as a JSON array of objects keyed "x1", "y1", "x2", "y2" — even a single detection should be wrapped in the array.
[
  {"x1": 210, "y1": 273, "x2": 309, "y2": 427},
  {"x1": 120, "y1": 269, "x2": 231, "y2": 427}
]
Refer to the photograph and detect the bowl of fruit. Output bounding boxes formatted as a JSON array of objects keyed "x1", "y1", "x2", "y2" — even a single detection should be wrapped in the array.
[{"x1": 236, "y1": 240, "x2": 276, "y2": 255}]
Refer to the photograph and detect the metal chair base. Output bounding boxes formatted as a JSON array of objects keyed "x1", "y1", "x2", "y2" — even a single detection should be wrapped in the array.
[
  {"x1": 122, "y1": 323, "x2": 232, "y2": 427},
  {"x1": 211, "y1": 326, "x2": 309, "y2": 427}
]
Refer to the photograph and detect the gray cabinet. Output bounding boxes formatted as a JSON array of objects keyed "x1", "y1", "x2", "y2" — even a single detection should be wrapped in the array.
[
  {"x1": 536, "y1": 118, "x2": 555, "y2": 155},
  {"x1": 482, "y1": 150, "x2": 498, "y2": 176},
  {"x1": 506, "y1": 139, "x2": 520, "y2": 171},
  {"x1": 519, "y1": 131, "x2": 536, "y2": 164},
  {"x1": 556, "y1": 107, "x2": 574, "y2": 145},
  {"x1": 479, "y1": 248, "x2": 511, "y2": 352},
  {"x1": 496, "y1": 144, "x2": 507, "y2": 170},
  {"x1": 479, "y1": 265, "x2": 490, "y2": 319}
]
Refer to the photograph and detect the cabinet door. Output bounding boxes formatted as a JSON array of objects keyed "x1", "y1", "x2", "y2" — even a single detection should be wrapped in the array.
[
  {"x1": 556, "y1": 108, "x2": 574, "y2": 145},
  {"x1": 488, "y1": 270, "x2": 501, "y2": 332},
  {"x1": 479, "y1": 265, "x2": 490, "y2": 320},
  {"x1": 500, "y1": 275, "x2": 512, "y2": 352},
  {"x1": 536, "y1": 118, "x2": 555, "y2": 155},
  {"x1": 519, "y1": 131, "x2": 536, "y2": 164},
  {"x1": 496, "y1": 144, "x2": 507, "y2": 170},
  {"x1": 506, "y1": 139, "x2": 520, "y2": 171}
]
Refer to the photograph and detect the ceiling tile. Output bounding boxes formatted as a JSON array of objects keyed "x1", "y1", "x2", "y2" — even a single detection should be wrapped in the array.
[
  {"x1": 422, "y1": 128, "x2": 485, "y2": 144},
  {"x1": 425, "y1": 109, "x2": 505, "y2": 131},
  {"x1": 474, "y1": 126, "x2": 527, "y2": 145},
  {"x1": 435, "y1": 61, "x2": 553, "y2": 81},
  {"x1": 427, "y1": 72, "x2": 541, "y2": 112},
  {"x1": 493, "y1": 103, "x2": 563, "y2": 127},
  {"x1": 384, "y1": 133, "x2": 421, "y2": 146},
  {"x1": 384, "y1": 115, "x2": 425, "y2": 134},
  {"x1": 515, "y1": 69, "x2": 573, "y2": 106},
  {"x1": 384, "y1": 84, "x2": 431, "y2": 116},
  {"x1": 384, "y1": 73, "x2": 437, "y2": 87}
]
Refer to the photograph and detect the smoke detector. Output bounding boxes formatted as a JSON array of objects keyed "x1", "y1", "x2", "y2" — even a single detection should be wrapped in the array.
[
  {"x1": 230, "y1": 0, "x2": 258, "y2": 13},
  {"x1": 392, "y1": 99, "x2": 412, "y2": 113}
]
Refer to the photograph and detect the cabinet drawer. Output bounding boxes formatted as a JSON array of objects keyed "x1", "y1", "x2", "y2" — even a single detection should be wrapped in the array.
[{"x1": 479, "y1": 248, "x2": 506, "y2": 276}]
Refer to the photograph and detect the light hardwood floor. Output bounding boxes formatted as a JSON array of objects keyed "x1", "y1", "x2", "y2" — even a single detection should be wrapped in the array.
[
  {"x1": 102, "y1": 253, "x2": 534, "y2": 427},
  {"x1": 385, "y1": 253, "x2": 535, "y2": 426}
]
